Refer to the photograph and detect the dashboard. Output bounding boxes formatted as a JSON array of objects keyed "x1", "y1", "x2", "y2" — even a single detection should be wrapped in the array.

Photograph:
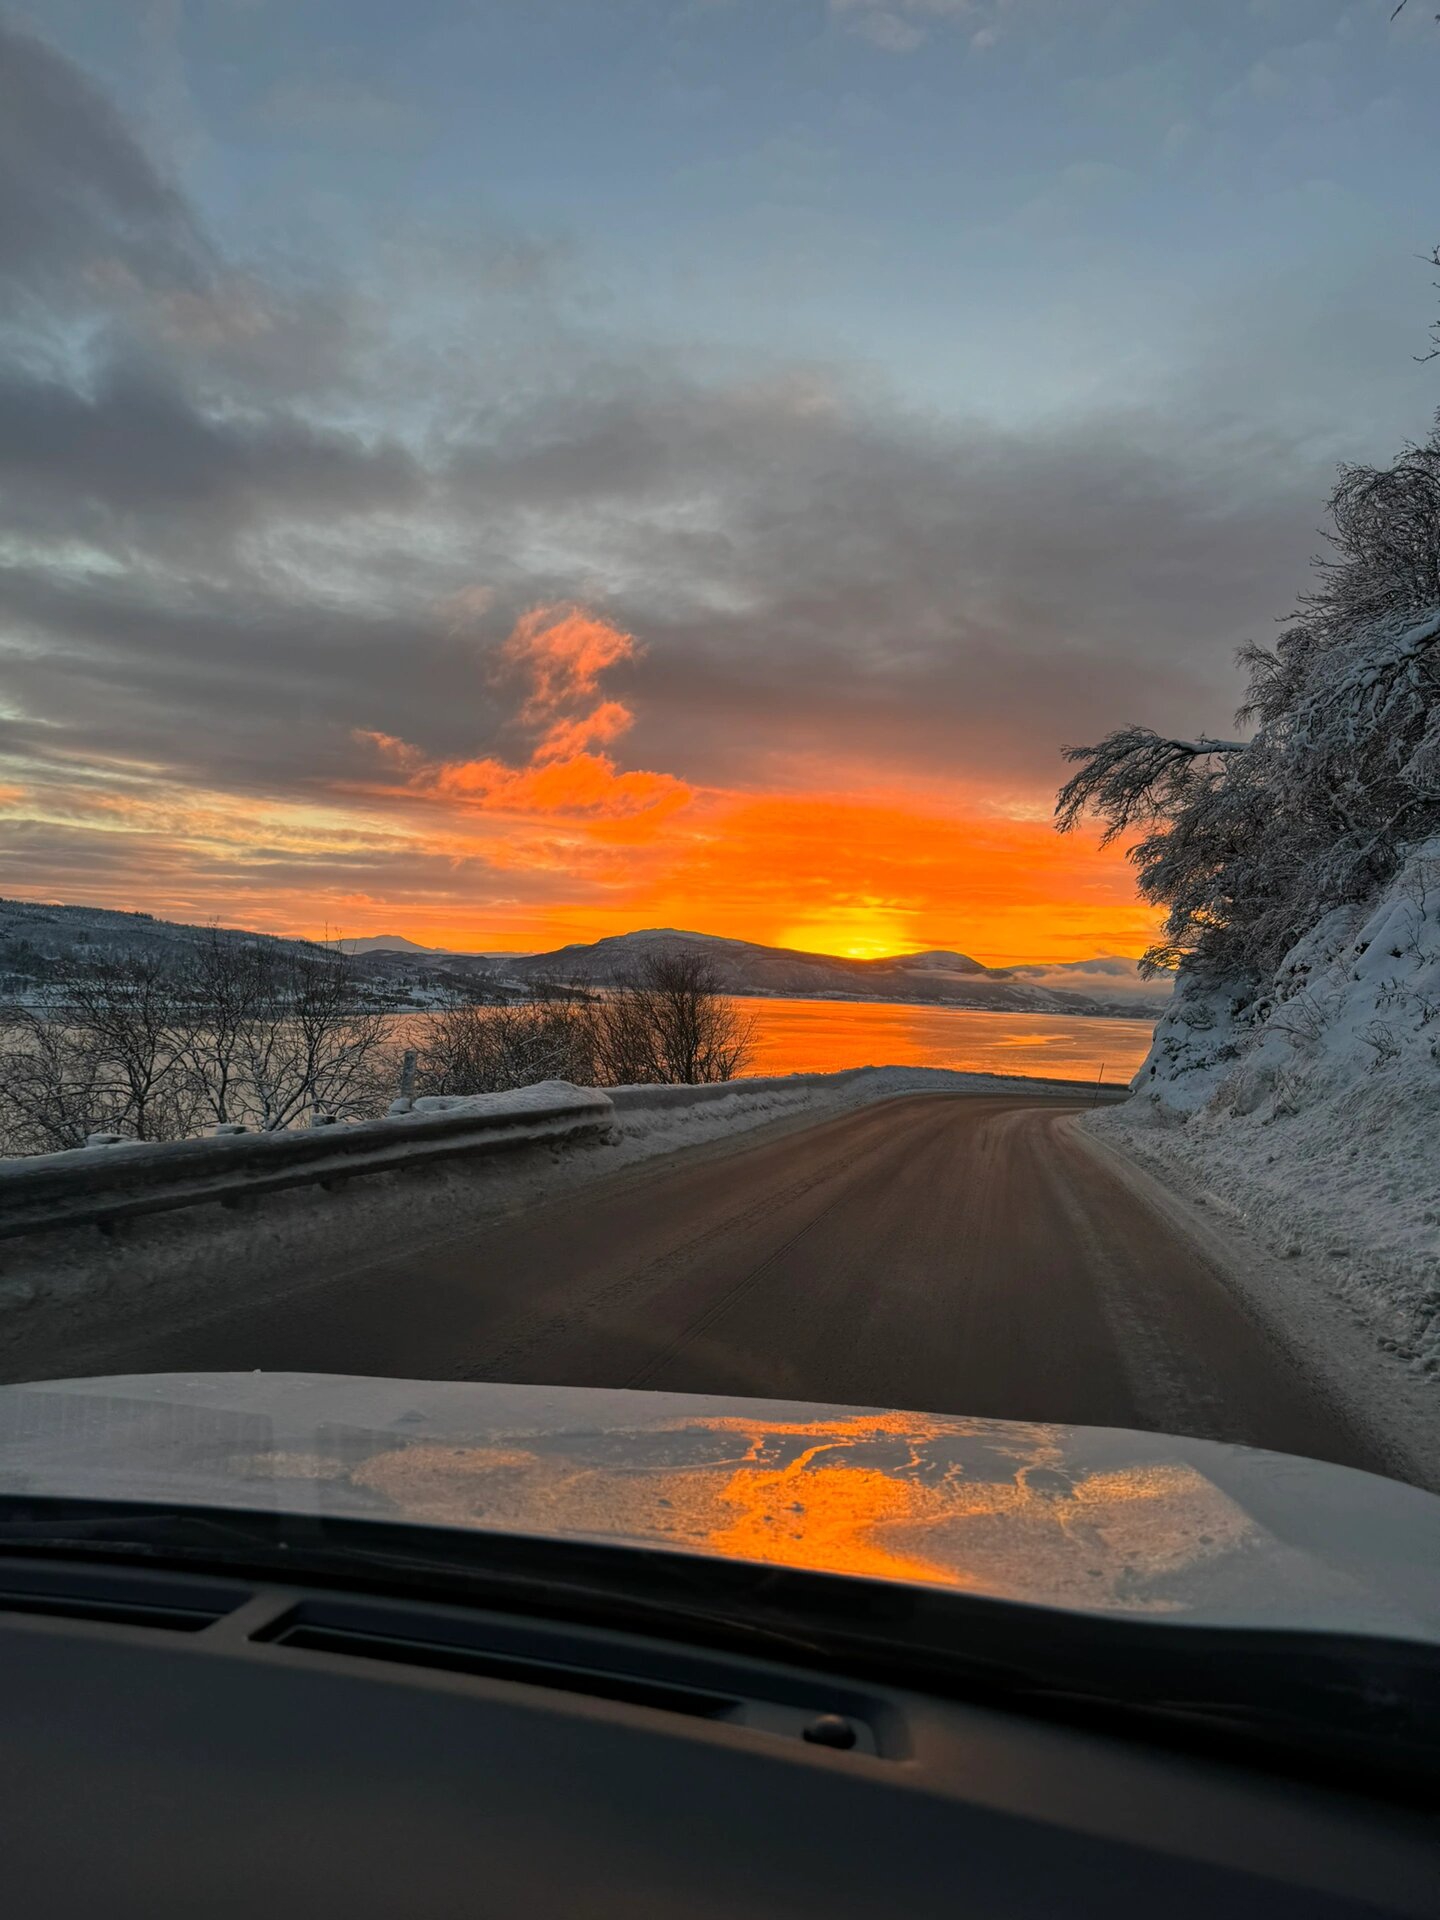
[{"x1": 0, "y1": 1553, "x2": 1436, "y2": 1918}]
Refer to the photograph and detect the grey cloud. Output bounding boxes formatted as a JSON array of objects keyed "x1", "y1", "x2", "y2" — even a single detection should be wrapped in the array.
[
  {"x1": 144, "y1": 273, "x2": 373, "y2": 407},
  {"x1": 0, "y1": 349, "x2": 1331, "y2": 814},
  {"x1": 0, "y1": 19, "x2": 376, "y2": 421},
  {"x1": 0, "y1": 17, "x2": 207, "y2": 310},
  {"x1": 0, "y1": 565, "x2": 493, "y2": 800},
  {"x1": 440, "y1": 371, "x2": 1329, "y2": 785},
  {"x1": 842, "y1": 10, "x2": 926, "y2": 56},
  {"x1": 0, "y1": 814, "x2": 582, "y2": 925},
  {"x1": 259, "y1": 75, "x2": 418, "y2": 143},
  {"x1": 0, "y1": 16, "x2": 1358, "y2": 869},
  {"x1": 0, "y1": 819, "x2": 228, "y2": 905},
  {"x1": 0, "y1": 361, "x2": 425, "y2": 547},
  {"x1": 0, "y1": 14, "x2": 580, "y2": 428},
  {"x1": 830, "y1": 0, "x2": 1046, "y2": 56}
]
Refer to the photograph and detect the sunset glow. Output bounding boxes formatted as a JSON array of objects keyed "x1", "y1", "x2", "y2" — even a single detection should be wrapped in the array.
[{"x1": 0, "y1": 601, "x2": 1156, "y2": 965}]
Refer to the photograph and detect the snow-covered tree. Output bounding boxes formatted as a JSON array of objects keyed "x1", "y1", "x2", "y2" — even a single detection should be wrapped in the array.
[{"x1": 1057, "y1": 413, "x2": 1440, "y2": 987}]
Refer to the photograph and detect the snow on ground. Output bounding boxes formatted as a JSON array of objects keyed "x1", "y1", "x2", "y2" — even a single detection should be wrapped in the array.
[{"x1": 1087, "y1": 838, "x2": 1440, "y2": 1376}]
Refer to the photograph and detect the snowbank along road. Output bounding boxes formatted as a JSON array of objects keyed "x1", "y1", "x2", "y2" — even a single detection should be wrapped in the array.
[{"x1": 17, "y1": 1092, "x2": 1418, "y2": 1484}]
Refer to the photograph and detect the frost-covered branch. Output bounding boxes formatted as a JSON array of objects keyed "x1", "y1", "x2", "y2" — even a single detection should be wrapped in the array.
[{"x1": 1054, "y1": 726, "x2": 1246, "y2": 844}]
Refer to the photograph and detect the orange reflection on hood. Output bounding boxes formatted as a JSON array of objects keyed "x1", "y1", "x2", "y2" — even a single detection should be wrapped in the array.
[
  {"x1": 238, "y1": 1407, "x2": 1261, "y2": 1611},
  {"x1": 694, "y1": 1410, "x2": 972, "y2": 1585},
  {"x1": 709, "y1": 1458, "x2": 970, "y2": 1585},
  {"x1": 700, "y1": 1435, "x2": 1255, "y2": 1602}
]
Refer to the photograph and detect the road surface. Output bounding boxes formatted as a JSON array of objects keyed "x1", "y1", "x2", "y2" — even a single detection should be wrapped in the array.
[{"x1": 39, "y1": 1093, "x2": 1386, "y2": 1474}]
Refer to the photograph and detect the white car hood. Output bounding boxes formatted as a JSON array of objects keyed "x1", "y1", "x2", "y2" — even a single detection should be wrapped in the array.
[{"x1": 0, "y1": 1371, "x2": 1437, "y2": 1640}]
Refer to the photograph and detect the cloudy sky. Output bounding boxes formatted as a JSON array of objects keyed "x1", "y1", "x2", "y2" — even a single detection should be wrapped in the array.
[{"x1": 1, "y1": 1, "x2": 1436, "y2": 961}]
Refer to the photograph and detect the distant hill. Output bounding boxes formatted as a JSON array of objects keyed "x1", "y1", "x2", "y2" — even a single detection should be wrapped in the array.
[
  {"x1": 340, "y1": 934, "x2": 442, "y2": 954},
  {"x1": 0, "y1": 902, "x2": 1168, "y2": 1020},
  {"x1": 0, "y1": 898, "x2": 319, "y2": 980},
  {"x1": 502, "y1": 928, "x2": 1169, "y2": 1019},
  {"x1": 342, "y1": 934, "x2": 528, "y2": 960},
  {"x1": 0, "y1": 900, "x2": 504, "y2": 1009}
]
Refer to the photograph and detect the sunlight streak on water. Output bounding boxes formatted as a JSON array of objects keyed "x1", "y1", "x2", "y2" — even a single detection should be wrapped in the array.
[{"x1": 735, "y1": 999, "x2": 1155, "y2": 1081}]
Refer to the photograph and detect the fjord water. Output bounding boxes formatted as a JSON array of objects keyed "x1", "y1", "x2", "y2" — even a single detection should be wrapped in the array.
[{"x1": 736, "y1": 998, "x2": 1154, "y2": 1082}]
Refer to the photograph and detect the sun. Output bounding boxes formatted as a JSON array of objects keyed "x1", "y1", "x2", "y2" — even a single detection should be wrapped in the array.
[{"x1": 778, "y1": 910, "x2": 915, "y2": 961}]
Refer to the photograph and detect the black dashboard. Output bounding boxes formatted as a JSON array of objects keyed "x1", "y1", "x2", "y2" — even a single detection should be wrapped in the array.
[{"x1": 1, "y1": 1554, "x2": 1435, "y2": 1918}]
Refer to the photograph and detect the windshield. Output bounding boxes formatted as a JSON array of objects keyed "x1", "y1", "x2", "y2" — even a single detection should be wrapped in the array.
[{"x1": 0, "y1": 0, "x2": 1437, "y2": 1730}]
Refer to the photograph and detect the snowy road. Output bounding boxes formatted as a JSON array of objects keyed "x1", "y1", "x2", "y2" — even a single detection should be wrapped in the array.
[{"x1": 31, "y1": 1093, "x2": 1391, "y2": 1475}]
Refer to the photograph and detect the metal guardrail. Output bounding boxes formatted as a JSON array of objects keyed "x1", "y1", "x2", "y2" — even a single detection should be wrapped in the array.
[{"x1": 0, "y1": 1083, "x2": 613, "y2": 1243}]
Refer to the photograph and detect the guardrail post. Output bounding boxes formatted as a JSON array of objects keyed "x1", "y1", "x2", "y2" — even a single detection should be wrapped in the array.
[{"x1": 389, "y1": 1048, "x2": 419, "y2": 1115}]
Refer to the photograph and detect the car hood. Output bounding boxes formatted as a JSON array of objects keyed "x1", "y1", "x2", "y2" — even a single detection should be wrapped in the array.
[{"x1": 0, "y1": 1371, "x2": 1437, "y2": 1640}]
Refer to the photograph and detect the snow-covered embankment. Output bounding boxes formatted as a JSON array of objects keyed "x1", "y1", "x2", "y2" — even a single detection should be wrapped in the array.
[{"x1": 1088, "y1": 838, "x2": 1440, "y2": 1375}]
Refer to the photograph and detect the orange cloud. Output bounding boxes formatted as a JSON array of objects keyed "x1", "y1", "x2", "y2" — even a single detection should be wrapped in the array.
[
  {"x1": 354, "y1": 729, "x2": 425, "y2": 772},
  {"x1": 499, "y1": 603, "x2": 639, "y2": 723},
  {"x1": 355, "y1": 604, "x2": 691, "y2": 825},
  {"x1": 534, "y1": 699, "x2": 633, "y2": 762},
  {"x1": 429, "y1": 751, "x2": 690, "y2": 820}
]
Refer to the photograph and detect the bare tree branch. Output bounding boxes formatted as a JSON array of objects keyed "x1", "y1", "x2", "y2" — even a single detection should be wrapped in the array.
[{"x1": 591, "y1": 952, "x2": 754, "y2": 1085}]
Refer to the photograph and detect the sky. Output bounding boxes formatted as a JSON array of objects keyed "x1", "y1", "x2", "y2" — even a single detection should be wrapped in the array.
[{"x1": 0, "y1": 1, "x2": 1436, "y2": 964}]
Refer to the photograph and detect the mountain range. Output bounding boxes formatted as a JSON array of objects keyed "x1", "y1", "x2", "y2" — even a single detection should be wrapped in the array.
[
  {"x1": 487, "y1": 928, "x2": 1169, "y2": 1018},
  {"x1": 0, "y1": 902, "x2": 1169, "y2": 1020},
  {"x1": 344, "y1": 927, "x2": 1168, "y2": 1017}
]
